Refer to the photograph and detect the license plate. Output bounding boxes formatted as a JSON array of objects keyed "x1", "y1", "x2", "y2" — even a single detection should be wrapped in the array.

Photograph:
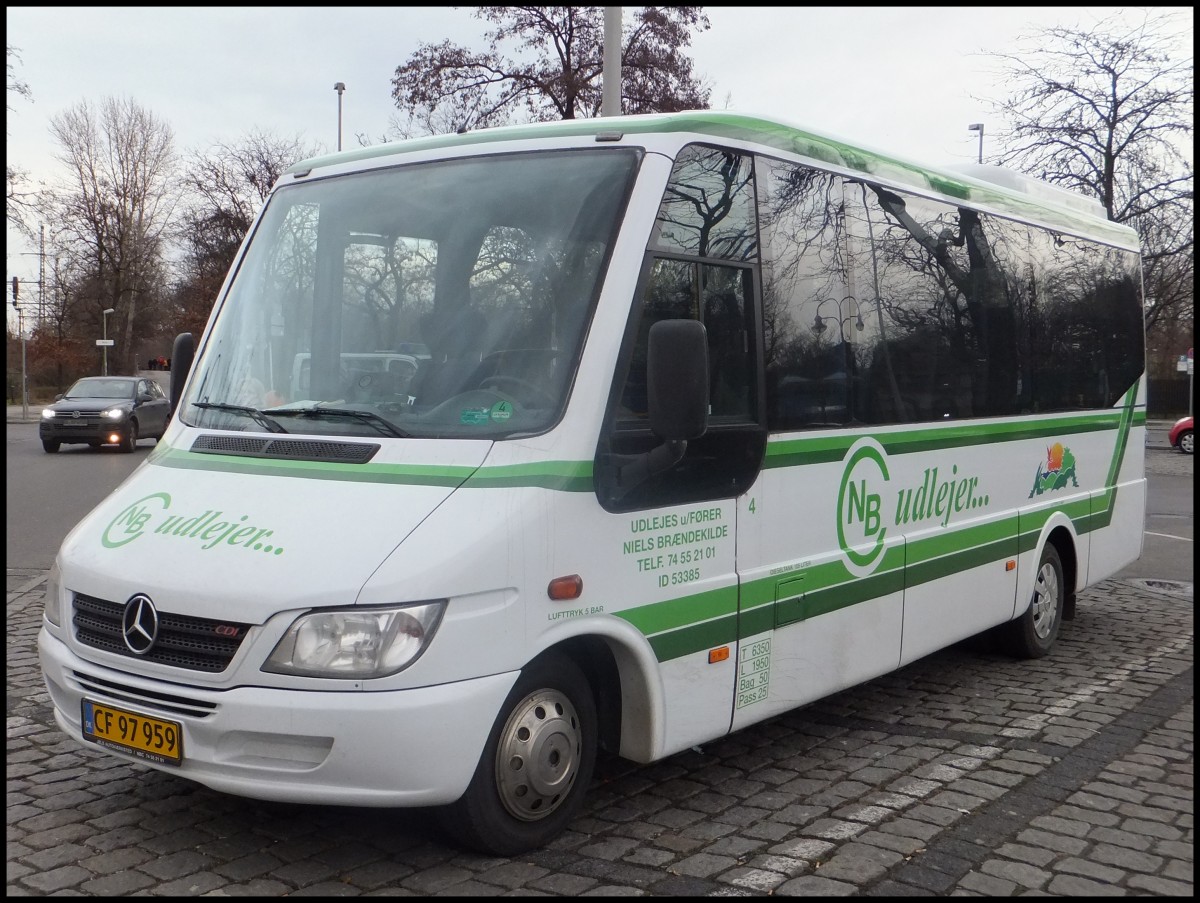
[{"x1": 81, "y1": 699, "x2": 183, "y2": 766}]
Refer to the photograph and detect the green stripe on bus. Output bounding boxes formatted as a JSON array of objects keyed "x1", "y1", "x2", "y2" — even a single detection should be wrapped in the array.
[
  {"x1": 615, "y1": 584, "x2": 738, "y2": 635},
  {"x1": 647, "y1": 614, "x2": 739, "y2": 662},
  {"x1": 765, "y1": 411, "x2": 1123, "y2": 469},
  {"x1": 150, "y1": 445, "x2": 477, "y2": 486},
  {"x1": 463, "y1": 460, "x2": 594, "y2": 492},
  {"x1": 155, "y1": 403, "x2": 1139, "y2": 492},
  {"x1": 150, "y1": 443, "x2": 594, "y2": 490}
]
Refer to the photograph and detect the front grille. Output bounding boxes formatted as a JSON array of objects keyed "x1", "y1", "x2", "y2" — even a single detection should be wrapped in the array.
[
  {"x1": 71, "y1": 669, "x2": 219, "y2": 719},
  {"x1": 73, "y1": 593, "x2": 252, "y2": 673}
]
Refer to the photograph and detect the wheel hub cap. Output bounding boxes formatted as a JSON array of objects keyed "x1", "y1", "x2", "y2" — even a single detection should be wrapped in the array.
[
  {"x1": 494, "y1": 689, "x2": 581, "y2": 822},
  {"x1": 1032, "y1": 561, "x2": 1060, "y2": 639}
]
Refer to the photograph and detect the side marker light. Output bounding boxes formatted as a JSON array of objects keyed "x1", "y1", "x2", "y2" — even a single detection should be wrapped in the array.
[{"x1": 548, "y1": 575, "x2": 583, "y2": 601}]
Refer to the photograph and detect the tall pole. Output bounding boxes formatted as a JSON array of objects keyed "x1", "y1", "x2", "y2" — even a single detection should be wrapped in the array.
[
  {"x1": 102, "y1": 308, "x2": 114, "y2": 376},
  {"x1": 20, "y1": 308, "x2": 27, "y2": 420},
  {"x1": 602, "y1": 8, "x2": 622, "y2": 117},
  {"x1": 12, "y1": 300, "x2": 28, "y2": 420},
  {"x1": 38, "y1": 223, "x2": 46, "y2": 324},
  {"x1": 334, "y1": 82, "x2": 346, "y2": 151}
]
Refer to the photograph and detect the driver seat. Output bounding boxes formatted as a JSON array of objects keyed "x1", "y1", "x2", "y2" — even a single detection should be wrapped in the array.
[{"x1": 411, "y1": 309, "x2": 486, "y2": 406}]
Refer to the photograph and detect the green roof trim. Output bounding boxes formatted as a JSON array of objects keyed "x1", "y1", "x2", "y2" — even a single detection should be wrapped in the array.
[{"x1": 285, "y1": 111, "x2": 1137, "y2": 249}]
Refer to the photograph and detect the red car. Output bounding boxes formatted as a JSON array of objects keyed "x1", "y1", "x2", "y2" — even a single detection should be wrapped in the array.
[{"x1": 1168, "y1": 415, "x2": 1193, "y2": 455}]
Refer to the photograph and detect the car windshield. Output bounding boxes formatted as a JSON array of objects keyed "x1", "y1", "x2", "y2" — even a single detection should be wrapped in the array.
[
  {"x1": 181, "y1": 147, "x2": 640, "y2": 439},
  {"x1": 65, "y1": 379, "x2": 136, "y2": 400}
]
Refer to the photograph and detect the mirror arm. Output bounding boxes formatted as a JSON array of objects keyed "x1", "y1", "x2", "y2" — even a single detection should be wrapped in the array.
[{"x1": 606, "y1": 439, "x2": 688, "y2": 500}]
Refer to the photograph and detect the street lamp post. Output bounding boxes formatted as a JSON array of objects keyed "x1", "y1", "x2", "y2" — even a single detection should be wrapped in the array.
[
  {"x1": 968, "y1": 122, "x2": 984, "y2": 164},
  {"x1": 334, "y1": 82, "x2": 346, "y2": 151},
  {"x1": 102, "y1": 307, "x2": 115, "y2": 375},
  {"x1": 811, "y1": 297, "x2": 865, "y2": 423}
]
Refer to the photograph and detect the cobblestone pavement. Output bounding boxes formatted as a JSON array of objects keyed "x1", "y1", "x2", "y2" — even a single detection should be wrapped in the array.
[{"x1": 7, "y1": 452, "x2": 1192, "y2": 896}]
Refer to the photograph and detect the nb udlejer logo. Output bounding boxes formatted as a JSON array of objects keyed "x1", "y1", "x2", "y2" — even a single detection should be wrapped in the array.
[{"x1": 102, "y1": 492, "x2": 285, "y2": 556}]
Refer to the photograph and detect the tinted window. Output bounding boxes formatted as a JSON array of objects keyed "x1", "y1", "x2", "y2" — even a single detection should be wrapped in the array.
[
  {"x1": 651, "y1": 145, "x2": 757, "y2": 261},
  {"x1": 757, "y1": 158, "x2": 859, "y2": 429},
  {"x1": 1020, "y1": 231, "x2": 1144, "y2": 410},
  {"x1": 759, "y1": 165, "x2": 1143, "y2": 429}
]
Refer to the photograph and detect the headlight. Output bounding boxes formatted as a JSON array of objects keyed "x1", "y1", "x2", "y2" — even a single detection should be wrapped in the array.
[
  {"x1": 43, "y1": 561, "x2": 63, "y2": 628},
  {"x1": 41, "y1": 409, "x2": 56, "y2": 420},
  {"x1": 263, "y1": 602, "x2": 446, "y2": 679},
  {"x1": 102, "y1": 408, "x2": 127, "y2": 420}
]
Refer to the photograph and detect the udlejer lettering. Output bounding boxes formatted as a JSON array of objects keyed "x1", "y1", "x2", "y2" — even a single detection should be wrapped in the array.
[{"x1": 101, "y1": 492, "x2": 285, "y2": 555}]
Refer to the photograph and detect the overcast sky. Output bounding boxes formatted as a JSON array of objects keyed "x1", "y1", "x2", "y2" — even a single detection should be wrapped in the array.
[{"x1": 5, "y1": 5, "x2": 1193, "y2": 303}]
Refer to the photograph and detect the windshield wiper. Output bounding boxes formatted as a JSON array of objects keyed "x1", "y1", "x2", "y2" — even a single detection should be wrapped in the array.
[
  {"x1": 262, "y1": 406, "x2": 411, "y2": 438},
  {"x1": 191, "y1": 402, "x2": 289, "y2": 434}
]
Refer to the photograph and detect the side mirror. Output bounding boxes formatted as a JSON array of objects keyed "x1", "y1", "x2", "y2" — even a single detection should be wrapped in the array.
[
  {"x1": 647, "y1": 319, "x2": 709, "y2": 441},
  {"x1": 607, "y1": 319, "x2": 710, "y2": 500},
  {"x1": 169, "y1": 332, "x2": 195, "y2": 414}
]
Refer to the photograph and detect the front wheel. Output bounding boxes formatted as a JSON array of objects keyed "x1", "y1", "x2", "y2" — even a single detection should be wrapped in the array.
[
  {"x1": 120, "y1": 420, "x2": 138, "y2": 453},
  {"x1": 1178, "y1": 429, "x2": 1193, "y2": 455},
  {"x1": 1002, "y1": 543, "x2": 1064, "y2": 659},
  {"x1": 438, "y1": 652, "x2": 597, "y2": 855},
  {"x1": 42, "y1": 439, "x2": 60, "y2": 453}
]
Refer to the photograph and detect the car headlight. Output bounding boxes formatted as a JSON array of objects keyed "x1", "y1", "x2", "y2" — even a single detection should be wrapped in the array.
[
  {"x1": 43, "y1": 561, "x2": 63, "y2": 628},
  {"x1": 102, "y1": 407, "x2": 127, "y2": 420},
  {"x1": 41, "y1": 409, "x2": 56, "y2": 420},
  {"x1": 263, "y1": 602, "x2": 446, "y2": 679}
]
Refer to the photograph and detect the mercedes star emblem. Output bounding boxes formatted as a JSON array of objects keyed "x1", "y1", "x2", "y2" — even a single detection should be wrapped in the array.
[{"x1": 122, "y1": 594, "x2": 159, "y2": 655}]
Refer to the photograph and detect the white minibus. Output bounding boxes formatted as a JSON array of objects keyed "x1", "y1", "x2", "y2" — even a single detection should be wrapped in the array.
[{"x1": 39, "y1": 111, "x2": 1146, "y2": 855}]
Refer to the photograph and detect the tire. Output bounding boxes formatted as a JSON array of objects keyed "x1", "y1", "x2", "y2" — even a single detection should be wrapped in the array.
[
  {"x1": 42, "y1": 439, "x2": 60, "y2": 453},
  {"x1": 1002, "y1": 543, "x2": 1064, "y2": 659},
  {"x1": 1179, "y1": 429, "x2": 1193, "y2": 455},
  {"x1": 87, "y1": 441, "x2": 101, "y2": 451},
  {"x1": 438, "y1": 652, "x2": 597, "y2": 855},
  {"x1": 120, "y1": 420, "x2": 138, "y2": 453}
]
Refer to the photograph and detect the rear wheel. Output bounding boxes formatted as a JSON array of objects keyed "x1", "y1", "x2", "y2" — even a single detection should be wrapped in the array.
[
  {"x1": 120, "y1": 420, "x2": 138, "y2": 453},
  {"x1": 1002, "y1": 543, "x2": 1064, "y2": 658},
  {"x1": 42, "y1": 439, "x2": 60, "y2": 453},
  {"x1": 1178, "y1": 429, "x2": 1193, "y2": 455},
  {"x1": 438, "y1": 652, "x2": 597, "y2": 855}
]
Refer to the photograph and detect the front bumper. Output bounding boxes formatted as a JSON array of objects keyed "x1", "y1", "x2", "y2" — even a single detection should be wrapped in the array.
[
  {"x1": 39, "y1": 419, "x2": 128, "y2": 444},
  {"x1": 39, "y1": 626, "x2": 517, "y2": 807}
]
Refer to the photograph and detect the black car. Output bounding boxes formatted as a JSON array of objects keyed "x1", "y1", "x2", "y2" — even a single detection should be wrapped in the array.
[{"x1": 39, "y1": 376, "x2": 170, "y2": 453}]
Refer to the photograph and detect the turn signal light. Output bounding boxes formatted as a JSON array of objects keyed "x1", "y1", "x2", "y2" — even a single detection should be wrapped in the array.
[{"x1": 547, "y1": 575, "x2": 583, "y2": 600}]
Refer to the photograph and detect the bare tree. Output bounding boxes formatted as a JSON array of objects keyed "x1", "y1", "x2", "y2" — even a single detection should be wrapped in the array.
[
  {"x1": 391, "y1": 6, "x2": 711, "y2": 134},
  {"x1": 172, "y1": 130, "x2": 321, "y2": 338},
  {"x1": 47, "y1": 96, "x2": 178, "y2": 374},
  {"x1": 985, "y1": 11, "x2": 1193, "y2": 331},
  {"x1": 7, "y1": 44, "x2": 36, "y2": 236}
]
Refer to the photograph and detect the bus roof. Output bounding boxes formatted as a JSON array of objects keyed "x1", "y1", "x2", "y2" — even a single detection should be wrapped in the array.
[{"x1": 286, "y1": 110, "x2": 1139, "y2": 251}]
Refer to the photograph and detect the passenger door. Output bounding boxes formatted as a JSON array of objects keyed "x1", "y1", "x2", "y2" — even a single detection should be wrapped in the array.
[{"x1": 593, "y1": 144, "x2": 766, "y2": 756}]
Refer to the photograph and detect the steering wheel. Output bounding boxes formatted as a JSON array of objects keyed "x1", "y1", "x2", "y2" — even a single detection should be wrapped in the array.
[{"x1": 478, "y1": 376, "x2": 556, "y2": 409}]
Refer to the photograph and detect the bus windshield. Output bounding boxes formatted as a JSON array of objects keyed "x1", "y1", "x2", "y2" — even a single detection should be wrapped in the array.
[{"x1": 181, "y1": 147, "x2": 640, "y2": 439}]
